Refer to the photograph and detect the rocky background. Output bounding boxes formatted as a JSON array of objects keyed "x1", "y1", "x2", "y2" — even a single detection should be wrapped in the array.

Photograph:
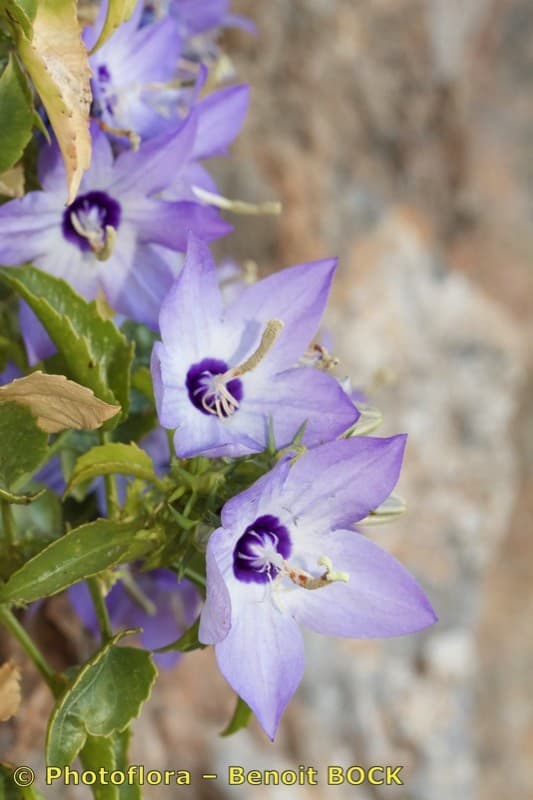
[{"x1": 2, "y1": 1, "x2": 533, "y2": 798}]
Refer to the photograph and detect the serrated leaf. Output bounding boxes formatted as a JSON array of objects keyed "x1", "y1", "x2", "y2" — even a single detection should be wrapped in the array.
[
  {"x1": 0, "y1": 661, "x2": 21, "y2": 721},
  {"x1": 0, "y1": 518, "x2": 158, "y2": 604},
  {"x1": 90, "y1": 0, "x2": 137, "y2": 53},
  {"x1": 0, "y1": 55, "x2": 34, "y2": 173},
  {"x1": 0, "y1": 372, "x2": 120, "y2": 433},
  {"x1": 16, "y1": 0, "x2": 91, "y2": 202},
  {"x1": 155, "y1": 616, "x2": 205, "y2": 655},
  {"x1": 0, "y1": 401, "x2": 48, "y2": 489},
  {"x1": 65, "y1": 443, "x2": 158, "y2": 496},
  {"x1": 46, "y1": 633, "x2": 157, "y2": 767},
  {"x1": 0, "y1": 266, "x2": 133, "y2": 426},
  {"x1": 221, "y1": 696, "x2": 252, "y2": 737}
]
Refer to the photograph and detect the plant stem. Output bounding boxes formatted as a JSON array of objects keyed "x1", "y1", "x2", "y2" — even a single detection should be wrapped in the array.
[
  {"x1": 87, "y1": 577, "x2": 113, "y2": 643},
  {"x1": 99, "y1": 430, "x2": 119, "y2": 518},
  {"x1": 1, "y1": 499, "x2": 16, "y2": 547},
  {"x1": 0, "y1": 605, "x2": 60, "y2": 694}
]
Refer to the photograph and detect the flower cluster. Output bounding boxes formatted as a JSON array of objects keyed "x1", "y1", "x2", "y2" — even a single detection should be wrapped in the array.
[{"x1": 0, "y1": 0, "x2": 436, "y2": 748}]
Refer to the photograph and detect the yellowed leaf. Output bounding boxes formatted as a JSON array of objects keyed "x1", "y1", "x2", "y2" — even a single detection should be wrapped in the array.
[
  {"x1": 0, "y1": 372, "x2": 120, "y2": 433},
  {"x1": 90, "y1": 0, "x2": 138, "y2": 53},
  {"x1": 0, "y1": 164, "x2": 24, "y2": 197},
  {"x1": 0, "y1": 661, "x2": 21, "y2": 722},
  {"x1": 17, "y1": 0, "x2": 92, "y2": 203}
]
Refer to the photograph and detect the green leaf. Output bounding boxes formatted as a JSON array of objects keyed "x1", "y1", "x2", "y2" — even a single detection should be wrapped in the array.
[
  {"x1": 110, "y1": 729, "x2": 142, "y2": 800},
  {"x1": 0, "y1": 518, "x2": 159, "y2": 604},
  {"x1": 154, "y1": 616, "x2": 206, "y2": 656},
  {"x1": 90, "y1": 0, "x2": 137, "y2": 53},
  {"x1": 65, "y1": 443, "x2": 159, "y2": 497},
  {"x1": 131, "y1": 366, "x2": 154, "y2": 403},
  {"x1": 0, "y1": 55, "x2": 34, "y2": 173},
  {"x1": 78, "y1": 731, "x2": 142, "y2": 800},
  {"x1": 0, "y1": 762, "x2": 45, "y2": 799},
  {"x1": 1, "y1": 0, "x2": 37, "y2": 38},
  {"x1": 46, "y1": 632, "x2": 157, "y2": 767},
  {"x1": 0, "y1": 401, "x2": 48, "y2": 489},
  {"x1": 15, "y1": 0, "x2": 91, "y2": 202},
  {"x1": 0, "y1": 266, "x2": 134, "y2": 426},
  {"x1": 79, "y1": 736, "x2": 120, "y2": 800},
  {"x1": 221, "y1": 696, "x2": 252, "y2": 737}
]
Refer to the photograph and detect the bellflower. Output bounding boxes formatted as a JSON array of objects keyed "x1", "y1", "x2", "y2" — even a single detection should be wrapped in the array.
[
  {"x1": 87, "y1": 1, "x2": 249, "y2": 151},
  {"x1": 151, "y1": 235, "x2": 359, "y2": 458},
  {"x1": 0, "y1": 119, "x2": 230, "y2": 362},
  {"x1": 69, "y1": 569, "x2": 201, "y2": 668},
  {"x1": 86, "y1": 1, "x2": 182, "y2": 141},
  {"x1": 199, "y1": 436, "x2": 437, "y2": 738},
  {"x1": 167, "y1": 0, "x2": 256, "y2": 42}
]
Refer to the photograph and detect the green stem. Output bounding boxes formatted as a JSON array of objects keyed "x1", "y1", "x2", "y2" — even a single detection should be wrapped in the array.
[
  {"x1": 1, "y1": 499, "x2": 16, "y2": 546},
  {"x1": 99, "y1": 431, "x2": 119, "y2": 518},
  {"x1": 87, "y1": 577, "x2": 113, "y2": 643},
  {"x1": 0, "y1": 605, "x2": 60, "y2": 694}
]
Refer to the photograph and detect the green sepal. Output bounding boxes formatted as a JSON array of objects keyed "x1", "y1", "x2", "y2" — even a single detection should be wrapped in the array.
[
  {"x1": 220, "y1": 696, "x2": 252, "y2": 737},
  {"x1": 154, "y1": 616, "x2": 206, "y2": 655}
]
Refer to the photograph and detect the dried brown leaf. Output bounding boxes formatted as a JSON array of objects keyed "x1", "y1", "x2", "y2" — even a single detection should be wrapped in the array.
[
  {"x1": 0, "y1": 372, "x2": 120, "y2": 433},
  {"x1": 0, "y1": 661, "x2": 21, "y2": 722},
  {"x1": 17, "y1": 0, "x2": 92, "y2": 203}
]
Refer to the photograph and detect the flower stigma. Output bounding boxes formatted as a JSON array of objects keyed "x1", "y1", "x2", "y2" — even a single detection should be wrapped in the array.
[
  {"x1": 233, "y1": 514, "x2": 349, "y2": 592},
  {"x1": 63, "y1": 191, "x2": 121, "y2": 261},
  {"x1": 186, "y1": 319, "x2": 284, "y2": 420}
]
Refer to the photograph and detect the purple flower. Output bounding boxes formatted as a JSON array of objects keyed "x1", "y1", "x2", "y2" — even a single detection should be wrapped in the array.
[
  {"x1": 86, "y1": 2, "x2": 182, "y2": 140},
  {"x1": 0, "y1": 120, "x2": 230, "y2": 362},
  {"x1": 151, "y1": 235, "x2": 359, "y2": 458},
  {"x1": 199, "y1": 436, "x2": 437, "y2": 738},
  {"x1": 168, "y1": 0, "x2": 256, "y2": 42},
  {"x1": 86, "y1": 2, "x2": 250, "y2": 149},
  {"x1": 69, "y1": 568, "x2": 201, "y2": 668}
]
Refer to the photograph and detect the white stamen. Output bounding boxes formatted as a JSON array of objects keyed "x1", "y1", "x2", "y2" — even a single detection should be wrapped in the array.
[
  {"x1": 281, "y1": 555, "x2": 349, "y2": 591},
  {"x1": 202, "y1": 320, "x2": 284, "y2": 420},
  {"x1": 70, "y1": 208, "x2": 116, "y2": 262}
]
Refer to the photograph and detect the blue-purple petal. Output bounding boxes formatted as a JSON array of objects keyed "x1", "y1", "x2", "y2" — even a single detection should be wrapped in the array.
[
  {"x1": 286, "y1": 435, "x2": 408, "y2": 530},
  {"x1": 214, "y1": 597, "x2": 305, "y2": 740},
  {"x1": 285, "y1": 530, "x2": 437, "y2": 638}
]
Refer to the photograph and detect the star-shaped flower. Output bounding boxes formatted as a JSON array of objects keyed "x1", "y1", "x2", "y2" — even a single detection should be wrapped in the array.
[
  {"x1": 69, "y1": 568, "x2": 201, "y2": 668},
  {"x1": 0, "y1": 120, "x2": 229, "y2": 361},
  {"x1": 151, "y1": 235, "x2": 359, "y2": 457},
  {"x1": 199, "y1": 436, "x2": 437, "y2": 738}
]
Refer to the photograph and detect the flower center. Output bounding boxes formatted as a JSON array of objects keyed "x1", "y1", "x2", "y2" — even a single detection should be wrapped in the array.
[
  {"x1": 185, "y1": 320, "x2": 284, "y2": 420},
  {"x1": 186, "y1": 358, "x2": 244, "y2": 418},
  {"x1": 233, "y1": 515, "x2": 292, "y2": 584},
  {"x1": 62, "y1": 191, "x2": 121, "y2": 259}
]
